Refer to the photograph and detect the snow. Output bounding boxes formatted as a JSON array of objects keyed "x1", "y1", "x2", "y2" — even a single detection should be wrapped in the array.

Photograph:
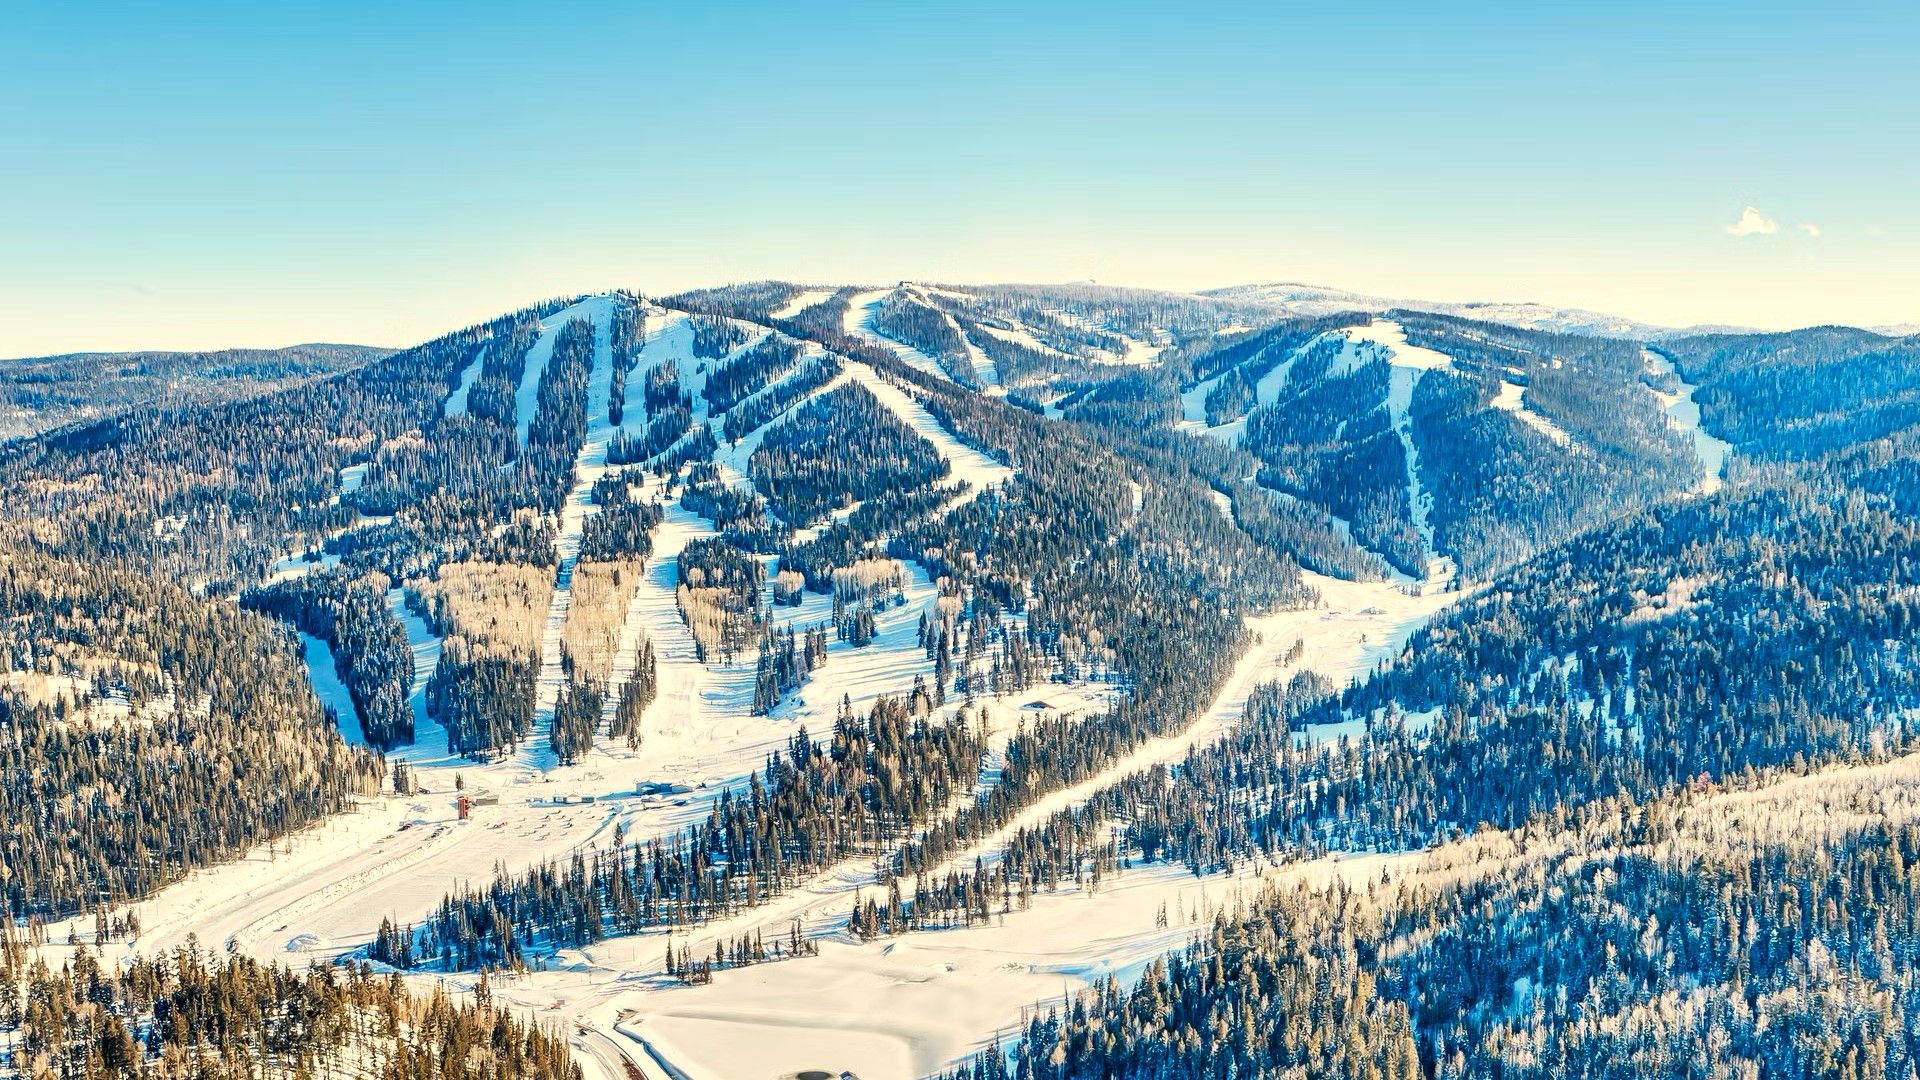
[
  {"x1": 897, "y1": 285, "x2": 998, "y2": 387},
  {"x1": 767, "y1": 288, "x2": 834, "y2": 320},
  {"x1": 28, "y1": 297, "x2": 1509, "y2": 1080},
  {"x1": 841, "y1": 361, "x2": 1014, "y2": 510},
  {"x1": 515, "y1": 296, "x2": 616, "y2": 449},
  {"x1": 608, "y1": 863, "x2": 1276, "y2": 1079},
  {"x1": 395, "y1": 572, "x2": 1457, "y2": 1080},
  {"x1": 708, "y1": 357, "x2": 853, "y2": 503},
  {"x1": 841, "y1": 289, "x2": 959, "y2": 383},
  {"x1": 443, "y1": 344, "x2": 488, "y2": 417},
  {"x1": 39, "y1": 509, "x2": 1459, "y2": 1080},
  {"x1": 1490, "y1": 379, "x2": 1576, "y2": 448},
  {"x1": 971, "y1": 320, "x2": 1076, "y2": 362},
  {"x1": 1643, "y1": 349, "x2": 1731, "y2": 494},
  {"x1": 1205, "y1": 281, "x2": 1745, "y2": 341},
  {"x1": 1044, "y1": 307, "x2": 1165, "y2": 367},
  {"x1": 299, "y1": 631, "x2": 365, "y2": 746},
  {"x1": 267, "y1": 549, "x2": 342, "y2": 584},
  {"x1": 384, "y1": 587, "x2": 450, "y2": 764},
  {"x1": 1343, "y1": 321, "x2": 1457, "y2": 588},
  {"x1": 1177, "y1": 332, "x2": 1329, "y2": 444},
  {"x1": 558, "y1": 743, "x2": 1920, "y2": 1079},
  {"x1": 521, "y1": 298, "x2": 623, "y2": 769}
]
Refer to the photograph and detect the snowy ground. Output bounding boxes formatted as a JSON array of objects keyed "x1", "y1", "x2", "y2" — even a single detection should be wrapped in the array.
[
  {"x1": 1490, "y1": 379, "x2": 1577, "y2": 448},
  {"x1": 767, "y1": 288, "x2": 834, "y2": 320},
  {"x1": 1643, "y1": 348, "x2": 1731, "y2": 493},
  {"x1": 841, "y1": 358, "x2": 1013, "y2": 510},
  {"x1": 1177, "y1": 330, "x2": 1328, "y2": 443},
  {"x1": 52, "y1": 299, "x2": 1033, "y2": 977},
  {"x1": 902, "y1": 285, "x2": 998, "y2": 387},
  {"x1": 300, "y1": 632, "x2": 364, "y2": 745},
  {"x1": 842, "y1": 288, "x2": 962, "y2": 384},
  {"x1": 1345, "y1": 321, "x2": 1457, "y2": 590},
  {"x1": 404, "y1": 570, "x2": 1456, "y2": 1080},
  {"x1": 443, "y1": 343, "x2": 488, "y2": 417}
]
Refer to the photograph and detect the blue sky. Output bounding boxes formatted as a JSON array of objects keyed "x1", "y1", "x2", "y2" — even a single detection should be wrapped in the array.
[{"x1": 4, "y1": 1, "x2": 1917, "y2": 353}]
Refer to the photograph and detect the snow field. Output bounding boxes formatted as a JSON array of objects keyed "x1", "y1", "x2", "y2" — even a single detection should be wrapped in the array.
[
  {"x1": 1178, "y1": 331, "x2": 1331, "y2": 444},
  {"x1": 1347, "y1": 321, "x2": 1458, "y2": 589},
  {"x1": 431, "y1": 571, "x2": 1450, "y2": 1080},
  {"x1": 503, "y1": 736, "x2": 1920, "y2": 1079}
]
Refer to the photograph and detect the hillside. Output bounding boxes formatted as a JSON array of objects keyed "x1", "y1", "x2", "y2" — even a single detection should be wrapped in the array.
[
  {"x1": 3, "y1": 280, "x2": 1918, "y2": 1080},
  {"x1": 0, "y1": 343, "x2": 389, "y2": 441}
]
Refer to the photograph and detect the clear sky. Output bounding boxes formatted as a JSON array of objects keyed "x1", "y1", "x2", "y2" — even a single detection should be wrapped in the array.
[{"x1": 5, "y1": 1, "x2": 1917, "y2": 354}]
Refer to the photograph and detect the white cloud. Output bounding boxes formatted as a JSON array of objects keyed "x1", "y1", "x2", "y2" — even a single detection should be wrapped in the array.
[
  {"x1": 1798, "y1": 222, "x2": 1821, "y2": 237},
  {"x1": 1726, "y1": 205, "x2": 1779, "y2": 235}
]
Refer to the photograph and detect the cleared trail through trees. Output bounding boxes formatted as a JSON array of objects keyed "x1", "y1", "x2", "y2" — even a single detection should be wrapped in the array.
[
  {"x1": 1343, "y1": 321, "x2": 1459, "y2": 590},
  {"x1": 524, "y1": 296, "x2": 619, "y2": 770},
  {"x1": 1643, "y1": 347, "x2": 1731, "y2": 494},
  {"x1": 442, "y1": 342, "x2": 488, "y2": 417},
  {"x1": 842, "y1": 288, "x2": 959, "y2": 384}
]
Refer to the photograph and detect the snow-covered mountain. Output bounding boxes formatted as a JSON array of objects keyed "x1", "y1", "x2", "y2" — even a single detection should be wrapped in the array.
[{"x1": 8, "y1": 279, "x2": 1920, "y2": 1080}]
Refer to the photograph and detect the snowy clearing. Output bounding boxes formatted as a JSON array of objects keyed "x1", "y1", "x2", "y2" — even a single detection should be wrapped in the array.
[
  {"x1": 299, "y1": 632, "x2": 364, "y2": 745},
  {"x1": 1643, "y1": 348, "x2": 1731, "y2": 494},
  {"x1": 442, "y1": 343, "x2": 488, "y2": 417},
  {"x1": 1490, "y1": 379, "x2": 1577, "y2": 448},
  {"x1": 767, "y1": 288, "x2": 834, "y2": 320},
  {"x1": 380, "y1": 571, "x2": 1456, "y2": 1080}
]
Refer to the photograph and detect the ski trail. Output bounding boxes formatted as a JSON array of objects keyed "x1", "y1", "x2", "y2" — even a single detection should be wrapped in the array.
[
  {"x1": 841, "y1": 360, "x2": 1012, "y2": 512},
  {"x1": 515, "y1": 296, "x2": 611, "y2": 450},
  {"x1": 708, "y1": 358, "x2": 853, "y2": 494},
  {"x1": 906, "y1": 285, "x2": 998, "y2": 387},
  {"x1": 443, "y1": 343, "x2": 489, "y2": 417},
  {"x1": 621, "y1": 499, "x2": 760, "y2": 765},
  {"x1": 1490, "y1": 379, "x2": 1577, "y2": 448},
  {"x1": 1346, "y1": 321, "x2": 1457, "y2": 589},
  {"x1": 385, "y1": 587, "x2": 451, "y2": 765},
  {"x1": 767, "y1": 288, "x2": 833, "y2": 320},
  {"x1": 299, "y1": 632, "x2": 364, "y2": 745},
  {"x1": 1643, "y1": 348, "x2": 1731, "y2": 494},
  {"x1": 525, "y1": 296, "x2": 619, "y2": 770},
  {"x1": 841, "y1": 289, "x2": 956, "y2": 383},
  {"x1": 1180, "y1": 332, "x2": 1327, "y2": 444}
]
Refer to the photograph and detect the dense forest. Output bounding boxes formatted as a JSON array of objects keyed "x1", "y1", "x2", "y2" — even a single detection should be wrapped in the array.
[
  {"x1": 951, "y1": 758, "x2": 1920, "y2": 1080},
  {"x1": 0, "y1": 930, "x2": 579, "y2": 1080},
  {"x1": 0, "y1": 544, "x2": 379, "y2": 919}
]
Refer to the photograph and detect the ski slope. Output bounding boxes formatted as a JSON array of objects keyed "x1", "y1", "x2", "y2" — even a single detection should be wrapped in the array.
[
  {"x1": 842, "y1": 288, "x2": 960, "y2": 383},
  {"x1": 523, "y1": 296, "x2": 620, "y2": 770},
  {"x1": 1490, "y1": 379, "x2": 1577, "y2": 448},
  {"x1": 842, "y1": 359, "x2": 1013, "y2": 509},
  {"x1": 1643, "y1": 348, "x2": 1732, "y2": 493},
  {"x1": 767, "y1": 288, "x2": 834, "y2": 320},
  {"x1": 1346, "y1": 321, "x2": 1457, "y2": 588},
  {"x1": 443, "y1": 343, "x2": 488, "y2": 417},
  {"x1": 299, "y1": 632, "x2": 364, "y2": 744}
]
